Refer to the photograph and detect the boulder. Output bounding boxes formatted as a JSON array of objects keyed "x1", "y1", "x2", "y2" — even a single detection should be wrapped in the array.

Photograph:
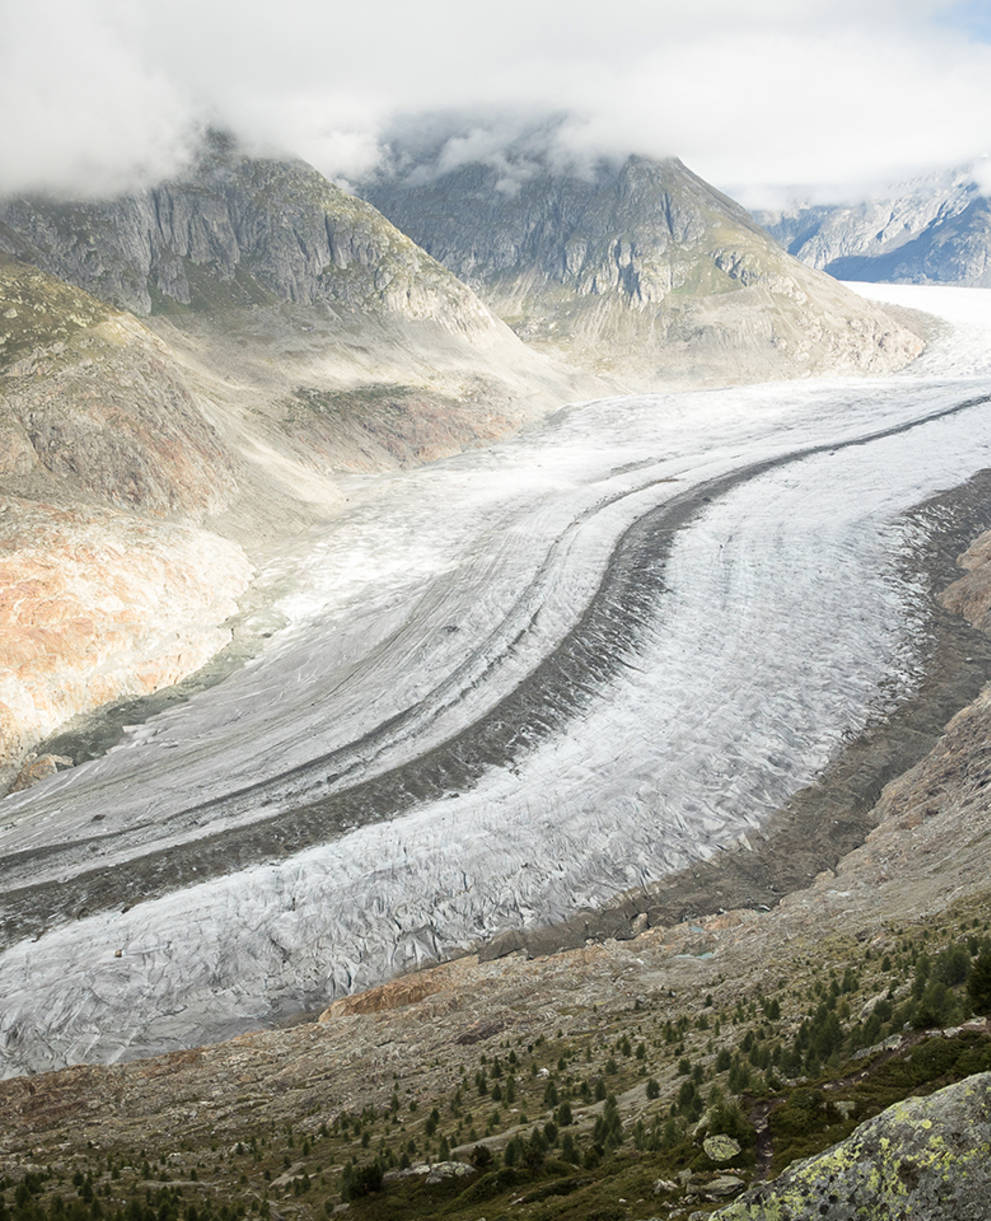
[
  {"x1": 713, "y1": 1072, "x2": 991, "y2": 1220},
  {"x1": 703, "y1": 1134, "x2": 742, "y2": 1163}
]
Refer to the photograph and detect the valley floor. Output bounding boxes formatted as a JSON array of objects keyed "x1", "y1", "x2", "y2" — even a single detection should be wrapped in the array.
[{"x1": 1, "y1": 286, "x2": 991, "y2": 1079}]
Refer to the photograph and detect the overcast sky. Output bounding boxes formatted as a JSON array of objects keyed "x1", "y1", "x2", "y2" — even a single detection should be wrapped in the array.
[{"x1": 2, "y1": 0, "x2": 991, "y2": 203}]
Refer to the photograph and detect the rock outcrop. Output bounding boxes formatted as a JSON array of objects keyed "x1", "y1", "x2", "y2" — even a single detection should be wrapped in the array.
[
  {"x1": 713, "y1": 1073, "x2": 991, "y2": 1220},
  {"x1": 365, "y1": 146, "x2": 923, "y2": 387}
]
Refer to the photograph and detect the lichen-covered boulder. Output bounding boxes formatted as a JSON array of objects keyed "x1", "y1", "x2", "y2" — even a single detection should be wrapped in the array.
[
  {"x1": 712, "y1": 1072, "x2": 991, "y2": 1220},
  {"x1": 704, "y1": 1134, "x2": 743, "y2": 1164}
]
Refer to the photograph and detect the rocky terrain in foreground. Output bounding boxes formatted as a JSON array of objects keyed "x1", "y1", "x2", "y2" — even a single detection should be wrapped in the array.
[{"x1": 2, "y1": 503, "x2": 991, "y2": 1217}]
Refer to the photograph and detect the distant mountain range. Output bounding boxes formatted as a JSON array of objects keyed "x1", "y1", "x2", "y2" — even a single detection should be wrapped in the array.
[{"x1": 754, "y1": 164, "x2": 991, "y2": 286}]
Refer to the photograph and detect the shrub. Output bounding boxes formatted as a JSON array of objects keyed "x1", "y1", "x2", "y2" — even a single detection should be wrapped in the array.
[
  {"x1": 912, "y1": 981, "x2": 957, "y2": 1030},
  {"x1": 968, "y1": 953, "x2": 991, "y2": 1015},
  {"x1": 341, "y1": 1159, "x2": 383, "y2": 1201},
  {"x1": 933, "y1": 944, "x2": 970, "y2": 988},
  {"x1": 593, "y1": 1096, "x2": 623, "y2": 1151},
  {"x1": 470, "y1": 1144, "x2": 493, "y2": 1170}
]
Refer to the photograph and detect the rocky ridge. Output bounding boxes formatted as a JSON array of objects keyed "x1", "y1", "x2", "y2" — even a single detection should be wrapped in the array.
[
  {"x1": 0, "y1": 136, "x2": 496, "y2": 329},
  {"x1": 365, "y1": 149, "x2": 924, "y2": 386}
]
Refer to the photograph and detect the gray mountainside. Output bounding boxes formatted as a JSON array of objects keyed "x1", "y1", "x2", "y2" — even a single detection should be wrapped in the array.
[
  {"x1": 364, "y1": 150, "x2": 923, "y2": 387},
  {"x1": 0, "y1": 139, "x2": 495, "y2": 328},
  {"x1": 0, "y1": 140, "x2": 586, "y2": 786},
  {"x1": 756, "y1": 166, "x2": 991, "y2": 286},
  {"x1": 0, "y1": 138, "x2": 590, "y2": 519}
]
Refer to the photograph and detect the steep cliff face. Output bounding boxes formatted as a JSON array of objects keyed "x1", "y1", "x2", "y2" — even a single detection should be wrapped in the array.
[
  {"x1": 365, "y1": 152, "x2": 923, "y2": 387},
  {"x1": 756, "y1": 167, "x2": 991, "y2": 286},
  {"x1": 0, "y1": 142, "x2": 498, "y2": 336}
]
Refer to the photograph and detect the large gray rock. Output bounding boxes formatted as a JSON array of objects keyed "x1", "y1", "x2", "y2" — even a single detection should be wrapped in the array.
[
  {"x1": 703, "y1": 1134, "x2": 742, "y2": 1163},
  {"x1": 712, "y1": 1072, "x2": 991, "y2": 1220}
]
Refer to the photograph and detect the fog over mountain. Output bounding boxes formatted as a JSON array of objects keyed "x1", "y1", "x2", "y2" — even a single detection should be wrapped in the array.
[{"x1": 3, "y1": 0, "x2": 991, "y2": 202}]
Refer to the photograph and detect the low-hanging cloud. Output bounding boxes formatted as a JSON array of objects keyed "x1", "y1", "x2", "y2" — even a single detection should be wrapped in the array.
[{"x1": 2, "y1": 0, "x2": 991, "y2": 201}]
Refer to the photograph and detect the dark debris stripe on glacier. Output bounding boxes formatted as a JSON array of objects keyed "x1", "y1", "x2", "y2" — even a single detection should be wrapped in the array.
[{"x1": 1, "y1": 392, "x2": 990, "y2": 949}]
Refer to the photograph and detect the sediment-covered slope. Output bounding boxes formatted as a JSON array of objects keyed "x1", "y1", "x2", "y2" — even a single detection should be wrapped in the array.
[
  {"x1": 0, "y1": 257, "x2": 253, "y2": 788},
  {"x1": 364, "y1": 150, "x2": 923, "y2": 386},
  {"x1": 756, "y1": 166, "x2": 991, "y2": 286},
  {"x1": 0, "y1": 499, "x2": 251, "y2": 789}
]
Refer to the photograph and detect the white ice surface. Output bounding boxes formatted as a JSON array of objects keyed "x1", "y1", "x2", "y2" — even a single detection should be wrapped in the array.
[{"x1": 2, "y1": 284, "x2": 991, "y2": 1074}]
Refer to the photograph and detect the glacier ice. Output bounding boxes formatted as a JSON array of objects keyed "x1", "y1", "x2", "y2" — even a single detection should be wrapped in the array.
[{"x1": 1, "y1": 285, "x2": 991, "y2": 1074}]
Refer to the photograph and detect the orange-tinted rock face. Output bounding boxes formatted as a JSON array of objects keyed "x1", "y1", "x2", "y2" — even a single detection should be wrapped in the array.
[
  {"x1": 0, "y1": 498, "x2": 251, "y2": 786},
  {"x1": 0, "y1": 262, "x2": 254, "y2": 786},
  {"x1": 9, "y1": 753, "x2": 73, "y2": 793}
]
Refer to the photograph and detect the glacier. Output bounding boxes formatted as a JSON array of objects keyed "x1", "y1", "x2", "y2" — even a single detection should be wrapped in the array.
[{"x1": 2, "y1": 284, "x2": 991, "y2": 1074}]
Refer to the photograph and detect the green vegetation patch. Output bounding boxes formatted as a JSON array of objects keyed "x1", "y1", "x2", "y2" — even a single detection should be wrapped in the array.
[{"x1": 0, "y1": 256, "x2": 111, "y2": 368}]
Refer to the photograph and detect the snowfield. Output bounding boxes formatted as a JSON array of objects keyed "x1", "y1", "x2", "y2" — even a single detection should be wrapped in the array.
[{"x1": 2, "y1": 284, "x2": 991, "y2": 1074}]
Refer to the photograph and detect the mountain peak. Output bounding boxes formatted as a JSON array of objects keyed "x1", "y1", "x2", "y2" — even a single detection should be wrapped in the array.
[
  {"x1": 362, "y1": 148, "x2": 923, "y2": 387},
  {"x1": 754, "y1": 164, "x2": 991, "y2": 286}
]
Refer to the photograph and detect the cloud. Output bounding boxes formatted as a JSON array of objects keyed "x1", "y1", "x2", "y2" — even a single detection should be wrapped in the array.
[
  {"x1": 0, "y1": 1, "x2": 197, "y2": 197},
  {"x1": 2, "y1": 0, "x2": 990, "y2": 200},
  {"x1": 971, "y1": 156, "x2": 991, "y2": 195}
]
